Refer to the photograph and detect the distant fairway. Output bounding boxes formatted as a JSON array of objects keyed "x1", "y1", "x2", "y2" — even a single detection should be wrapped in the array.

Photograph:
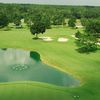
[{"x1": 0, "y1": 26, "x2": 100, "y2": 100}]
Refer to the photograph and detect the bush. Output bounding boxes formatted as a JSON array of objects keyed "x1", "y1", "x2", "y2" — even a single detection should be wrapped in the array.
[
  {"x1": 75, "y1": 31, "x2": 81, "y2": 38},
  {"x1": 68, "y1": 18, "x2": 76, "y2": 28}
]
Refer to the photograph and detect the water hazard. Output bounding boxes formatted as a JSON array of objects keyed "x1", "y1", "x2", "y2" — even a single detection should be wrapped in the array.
[{"x1": 0, "y1": 48, "x2": 80, "y2": 87}]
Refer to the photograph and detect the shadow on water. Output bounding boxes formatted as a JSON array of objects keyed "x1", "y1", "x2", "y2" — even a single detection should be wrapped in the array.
[
  {"x1": 0, "y1": 48, "x2": 80, "y2": 87},
  {"x1": 1, "y1": 48, "x2": 7, "y2": 51},
  {"x1": 30, "y1": 51, "x2": 41, "y2": 62}
]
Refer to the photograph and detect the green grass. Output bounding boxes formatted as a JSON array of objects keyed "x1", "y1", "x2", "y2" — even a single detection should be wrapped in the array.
[{"x1": 0, "y1": 26, "x2": 100, "y2": 100}]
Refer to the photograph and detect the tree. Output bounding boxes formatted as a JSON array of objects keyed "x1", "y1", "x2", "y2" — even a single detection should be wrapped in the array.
[
  {"x1": 30, "y1": 21, "x2": 46, "y2": 39},
  {"x1": 32, "y1": 13, "x2": 42, "y2": 23},
  {"x1": 14, "y1": 18, "x2": 21, "y2": 28},
  {"x1": 85, "y1": 19, "x2": 100, "y2": 38},
  {"x1": 52, "y1": 14, "x2": 64, "y2": 25},
  {"x1": 76, "y1": 32, "x2": 97, "y2": 53},
  {"x1": 71, "y1": 8, "x2": 82, "y2": 19},
  {"x1": 81, "y1": 18, "x2": 89, "y2": 27},
  {"x1": 0, "y1": 13, "x2": 9, "y2": 28},
  {"x1": 41, "y1": 15, "x2": 51, "y2": 29},
  {"x1": 13, "y1": 14, "x2": 22, "y2": 28},
  {"x1": 68, "y1": 18, "x2": 76, "y2": 28},
  {"x1": 75, "y1": 31, "x2": 81, "y2": 38},
  {"x1": 76, "y1": 19, "x2": 100, "y2": 53}
]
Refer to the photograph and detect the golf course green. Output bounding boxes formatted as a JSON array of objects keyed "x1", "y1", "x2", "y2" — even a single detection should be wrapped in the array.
[{"x1": 0, "y1": 26, "x2": 100, "y2": 100}]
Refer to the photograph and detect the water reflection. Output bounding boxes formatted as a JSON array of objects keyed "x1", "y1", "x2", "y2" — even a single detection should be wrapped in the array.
[
  {"x1": 30, "y1": 51, "x2": 41, "y2": 62},
  {"x1": 0, "y1": 48, "x2": 80, "y2": 87},
  {"x1": 1, "y1": 48, "x2": 7, "y2": 51}
]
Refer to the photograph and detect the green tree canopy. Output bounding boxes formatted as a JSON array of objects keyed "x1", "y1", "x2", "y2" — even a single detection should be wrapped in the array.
[
  {"x1": 75, "y1": 31, "x2": 81, "y2": 38},
  {"x1": 85, "y1": 19, "x2": 100, "y2": 38},
  {"x1": 30, "y1": 21, "x2": 46, "y2": 39},
  {"x1": 76, "y1": 32, "x2": 97, "y2": 53},
  {"x1": 52, "y1": 13, "x2": 64, "y2": 25},
  {"x1": 41, "y1": 15, "x2": 51, "y2": 29},
  {"x1": 68, "y1": 18, "x2": 76, "y2": 28},
  {"x1": 0, "y1": 13, "x2": 9, "y2": 28}
]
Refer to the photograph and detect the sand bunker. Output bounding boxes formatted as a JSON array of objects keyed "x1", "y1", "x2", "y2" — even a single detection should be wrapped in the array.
[
  {"x1": 58, "y1": 38, "x2": 69, "y2": 42},
  {"x1": 39, "y1": 37, "x2": 69, "y2": 42},
  {"x1": 39, "y1": 37, "x2": 53, "y2": 41}
]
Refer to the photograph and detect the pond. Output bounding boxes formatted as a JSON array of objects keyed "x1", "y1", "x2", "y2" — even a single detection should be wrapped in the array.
[{"x1": 0, "y1": 48, "x2": 80, "y2": 87}]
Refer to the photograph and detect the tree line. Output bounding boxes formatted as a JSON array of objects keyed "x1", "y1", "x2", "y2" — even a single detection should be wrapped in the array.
[
  {"x1": 0, "y1": 3, "x2": 100, "y2": 27},
  {"x1": 0, "y1": 3, "x2": 100, "y2": 52}
]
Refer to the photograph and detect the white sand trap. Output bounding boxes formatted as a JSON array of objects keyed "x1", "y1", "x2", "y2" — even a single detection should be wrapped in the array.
[
  {"x1": 58, "y1": 38, "x2": 69, "y2": 42},
  {"x1": 39, "y1": 37, "x2": 53, "y2": 41}
]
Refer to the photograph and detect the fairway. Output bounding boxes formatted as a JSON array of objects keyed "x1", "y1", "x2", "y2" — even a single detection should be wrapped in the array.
[{"x1": 0, "y1": 26, "x2": 100, "y2": 100}]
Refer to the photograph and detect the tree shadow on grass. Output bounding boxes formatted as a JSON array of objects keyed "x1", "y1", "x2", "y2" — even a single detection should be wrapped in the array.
[
  {"x1": 32, "y1": 37, "x2": 43, "y2": 40},
  {"x1": 75, "y1": 48, "x2": 97, "y2": 54}
]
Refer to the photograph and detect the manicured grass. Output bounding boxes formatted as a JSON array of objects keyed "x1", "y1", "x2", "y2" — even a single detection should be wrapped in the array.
[{"x1": 0, "y1": 26, "x2": 100, "y2": 100}]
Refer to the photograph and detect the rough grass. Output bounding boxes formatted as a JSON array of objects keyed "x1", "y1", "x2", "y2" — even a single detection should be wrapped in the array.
[{"x1": 0, "y1": 26, "x2": 100, "y2": 100}]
